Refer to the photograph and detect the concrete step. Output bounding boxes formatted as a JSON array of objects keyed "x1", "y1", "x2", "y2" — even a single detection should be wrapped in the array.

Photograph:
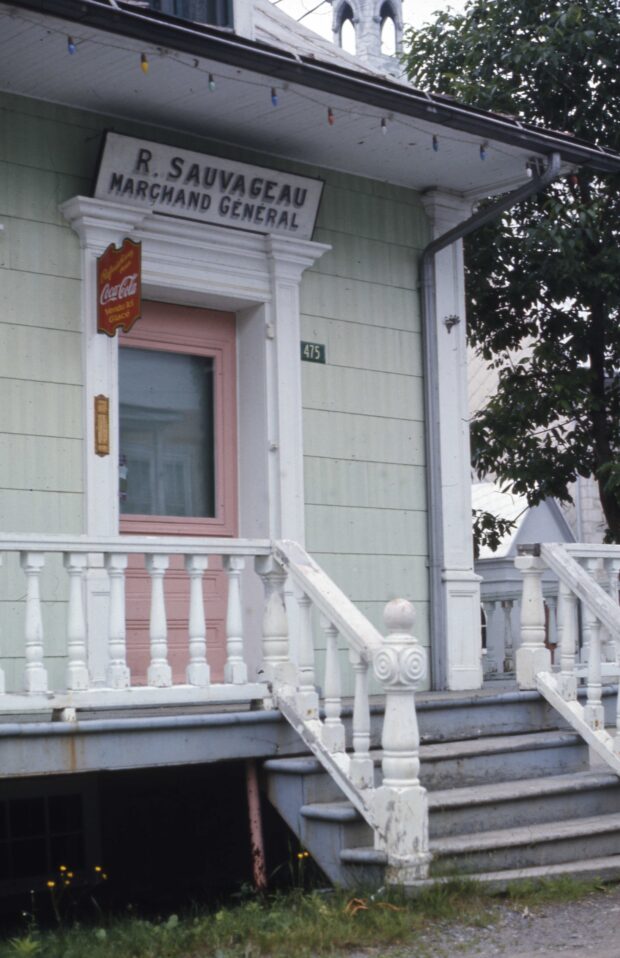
[
  {"x1": 419, "y1": 729, "x2": 589, "y2": 789},
  {"x1": 430, "y1": 811, "x2": 620, "y2": 875},
  {"x1": 429, "y1": 769, "x2": 620, "y2": 837}
]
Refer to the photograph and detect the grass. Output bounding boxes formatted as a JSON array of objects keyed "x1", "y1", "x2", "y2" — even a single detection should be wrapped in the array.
[{"x1": 0, "y1": 876, "x2": 612, "y2": 958}]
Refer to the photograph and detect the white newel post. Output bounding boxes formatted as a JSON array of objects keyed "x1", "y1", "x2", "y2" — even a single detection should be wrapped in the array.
[
  {"x1": 515, "y1": 553, "x2": 550, "y2": 689},
  {"x1": 371, "y1": 599, "x2": 430, "y2": 882},
  {"x1": 255, "y1": 555, "x2": 294, "y2": 686},
  {"x1": 146, "y1": 554, "x2": 172, "y2": 688},
  {"x1": 223, "y1": 556, "x2": 248, "y2": 684},
  {"x1": 185, "y1": 554, "x2": 210, "y2": 687},
  {"x1": 104, "y1": 553, "x2": 130, "y2": 689},
  {"x1": 64, "y1": 552, "x2": 90, "y2": 691},
  {"x1": 20, "y1": 552, "x2": 48, "y2": 694}
]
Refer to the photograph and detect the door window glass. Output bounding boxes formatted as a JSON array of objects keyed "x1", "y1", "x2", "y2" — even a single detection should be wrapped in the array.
[{"x1": 119, "y1": 347, "x2": 215, "y2": 518}]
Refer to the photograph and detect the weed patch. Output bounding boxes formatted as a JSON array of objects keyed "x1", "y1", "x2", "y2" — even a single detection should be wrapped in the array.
[{"x1": 0, "y1": 877, "x2": 614, "y2": 958}]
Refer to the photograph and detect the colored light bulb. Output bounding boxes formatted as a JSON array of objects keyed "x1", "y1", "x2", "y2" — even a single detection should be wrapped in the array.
[
  {"x1": 141, "y1": 53, "x2": 149, "y2": 74},
  {"x1": 67, "y1": 36, "x2": 76, "y2": 55},
  {"x1": 328, "y1": 107, "x2": 335, "y2": 126},
  {"x1": 271, "y1": 87, "x2": 278, "y2": 106},
  {"x1": 208, "y1": 73, "x2": 215, "y2": 91}
]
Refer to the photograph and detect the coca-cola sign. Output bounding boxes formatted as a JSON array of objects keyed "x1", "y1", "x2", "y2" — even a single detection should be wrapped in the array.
[{"x1": 97, "y1": 238, "x2": 142, "y2": 337}]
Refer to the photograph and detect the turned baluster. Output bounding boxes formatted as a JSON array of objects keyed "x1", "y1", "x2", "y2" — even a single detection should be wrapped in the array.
[
  {"x1": 20, "y1": 552, "x2": 48, "y2": 693},
  {"x1": 582, "y1": 560, "x2": 604, "y2": 729},
  {"x1": 105, "y1": 553, "x2": 130, "y2": 689},
  {"x1": 184, "y1": 555, "x2": 210, "y2": 687},
  {"x1": 371, "y1": 599, "x2": 430, "y2": 881},
  {"x1": 515, "y1": 552, "x2": 550, "y2": 689},
  {"x1": 349, "y1": 648, "x2": 373, "y2": 788},
  {"x1": 146, "y1": 554, "x2": 172, "y2": 687},
  {"x1": 292, "y1": 585, "x2": 318, "y2": 718},
  {"x1": 545, "y1": 595, "x2": 558, "y2": 662},
  {"x1": 223, "y1": 556, "x2": 248, "y2": 684},
  {"x1": 64, "y1": 552, "x2": 90, "y2": 691},
  {"x1": 321, "y1": 618, "x2": 345, "y2": 753},
  {"x1": 603, "y1": 558, "x2": 620, "y2": 663},
  {"x1": 501, "y1": 599, "x2": 515, "y2": 673},
  {"x1": 557, "y1": 580, "x2": 578, "y2": 701},
  {"x1": 255, "y1": 555, "x2": 290, "y2": 685},
  {"x1": 481, "y1": 600, "x2": 497, "y2": 677}
]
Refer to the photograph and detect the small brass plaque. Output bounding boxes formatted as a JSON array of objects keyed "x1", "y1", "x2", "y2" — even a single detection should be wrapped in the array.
[{"x1": 94, "y1": 394, "x2": 110, "y2": 456}]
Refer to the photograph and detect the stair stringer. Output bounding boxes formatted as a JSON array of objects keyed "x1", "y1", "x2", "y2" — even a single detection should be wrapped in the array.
[{"x1": 273, "y1": 685, "x2": 377, "y2": 828}]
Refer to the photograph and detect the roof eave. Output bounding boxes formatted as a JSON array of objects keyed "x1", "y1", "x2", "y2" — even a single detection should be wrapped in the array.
[{"x1": 9, "y1": 0, "x2": 620, "y2": 175}]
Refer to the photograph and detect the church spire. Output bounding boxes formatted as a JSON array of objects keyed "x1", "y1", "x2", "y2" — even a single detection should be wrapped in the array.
[{"x1": 330, "y1": 0, "x2": 404, "y2": 76}]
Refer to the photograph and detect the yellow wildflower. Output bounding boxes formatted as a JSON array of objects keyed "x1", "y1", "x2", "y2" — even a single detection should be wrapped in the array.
[
  {"x1": 46, "y1": 881, "x2": 55, "y2": 889},
  {"x1": 59, "y1": 865, "x2": 67, "y2": 873}
]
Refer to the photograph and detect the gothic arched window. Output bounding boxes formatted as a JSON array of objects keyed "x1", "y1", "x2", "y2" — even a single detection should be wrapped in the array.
[
  {"x1": 380, "y1": 1, "x2": 397, "y2": 56},
  {"x1": 337, "y1": 2, "x2": 356, "y2": 55}
]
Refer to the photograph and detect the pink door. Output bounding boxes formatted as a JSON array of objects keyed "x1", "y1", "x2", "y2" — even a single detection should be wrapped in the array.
[{"x1": 119, "y1": 301, "x2": 237, "y2": 683}]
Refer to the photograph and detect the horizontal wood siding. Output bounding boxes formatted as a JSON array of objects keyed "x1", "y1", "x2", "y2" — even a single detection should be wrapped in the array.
[{"x1": 301, "y1": 173, "x2": 430, "y2": 689}]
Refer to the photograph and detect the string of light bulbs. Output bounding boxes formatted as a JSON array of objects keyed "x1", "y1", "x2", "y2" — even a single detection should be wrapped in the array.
[{"x1": 22, "y1": 11, "x2": 544, "y2": 169}]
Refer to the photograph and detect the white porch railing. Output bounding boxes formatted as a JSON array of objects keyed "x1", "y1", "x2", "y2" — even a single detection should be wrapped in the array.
[
  {"x1": 515, "y1": 542, "x2": 620, "y2": 775},
  {"x1": 0, "y1": 534, "x2": 430, "y2": 883},
  {"x1": 0, "y1": 534, "x2": 272, "y2": 712}
]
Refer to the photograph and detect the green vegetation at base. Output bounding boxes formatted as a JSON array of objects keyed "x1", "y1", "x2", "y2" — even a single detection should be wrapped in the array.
[{"x1": 1, "y1": 876, "x2": 611, "y2": 958}]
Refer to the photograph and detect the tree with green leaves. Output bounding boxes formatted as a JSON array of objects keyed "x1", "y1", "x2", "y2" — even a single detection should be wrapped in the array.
[{"x1": 404, "y1": 0, "x2": 620, "y2": 541}]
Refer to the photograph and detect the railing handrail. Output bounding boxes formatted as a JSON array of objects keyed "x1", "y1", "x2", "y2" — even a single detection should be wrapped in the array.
[
  {"x1": 541, "y1": 542, "x2": 620, "y2": 636},
  {"x1": 0, "y1": 534, "x2": 272, "y2": 556},
  {"x1": 565, "y1": 543, "x2": 620, "y2": 560},
  {"x1": 274, "y1": 539, "x2": 384, "y2": 658}
]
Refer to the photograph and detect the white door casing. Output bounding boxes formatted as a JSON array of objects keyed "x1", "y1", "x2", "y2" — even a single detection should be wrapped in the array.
[{"x1": 61, "y1": 195, "x2": 329, "y2": 679}]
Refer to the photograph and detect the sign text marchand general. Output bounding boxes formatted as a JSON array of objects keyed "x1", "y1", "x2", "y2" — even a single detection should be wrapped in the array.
[{"x1": 94, "y1": 133, "x2": 324, "y2": 240}]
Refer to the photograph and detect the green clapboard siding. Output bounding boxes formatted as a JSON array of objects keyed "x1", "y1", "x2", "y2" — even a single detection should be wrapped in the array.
[{"x1": 301, "y1": 171, "x2": 430, "y2": 688}]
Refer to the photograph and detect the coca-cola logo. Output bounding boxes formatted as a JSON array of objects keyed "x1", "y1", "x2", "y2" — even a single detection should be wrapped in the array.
[{"x1": 99, "y1": 273, "x2": 138, "y2": 306}]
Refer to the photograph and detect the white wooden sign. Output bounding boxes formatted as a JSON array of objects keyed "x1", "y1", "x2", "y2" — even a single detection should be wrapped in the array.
[{"x1": 94, "y1": 133, "x2": 324, "y2": 240}]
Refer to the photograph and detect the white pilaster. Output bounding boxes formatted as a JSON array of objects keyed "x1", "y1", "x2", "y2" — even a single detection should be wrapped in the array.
[{"x1": 421, "y1": 190, "x2": 482, "y2": 691}]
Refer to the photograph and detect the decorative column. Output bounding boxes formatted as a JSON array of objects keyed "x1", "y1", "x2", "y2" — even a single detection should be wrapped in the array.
[
  {"x1": 515, "y1": 552, "x2": 550, "y2": 688},
  {"x1": 371, "y1": 599, "x2": 430, "y2": 883},
  {"x1": 420, "y1": 191, "x2": 482, "y2": 691}
]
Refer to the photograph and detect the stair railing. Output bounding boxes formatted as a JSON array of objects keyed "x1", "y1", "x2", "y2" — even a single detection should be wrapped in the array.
[
  {"x1": 270, "y1": 540, "x2": 430, "y2": 883},
  {"x1": 515, "y1": 542, "x2": 620, "y2": 775}
]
